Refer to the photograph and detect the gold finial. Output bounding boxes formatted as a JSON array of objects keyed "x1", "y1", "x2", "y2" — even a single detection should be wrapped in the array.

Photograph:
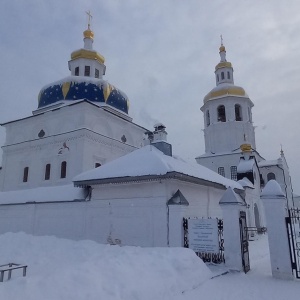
[
  {"x1": 219, "y1": 34, "x2": 225, "y2": 52},
  {"x1": 86, "y1": 10, "x2": 93, "y2": 30}
]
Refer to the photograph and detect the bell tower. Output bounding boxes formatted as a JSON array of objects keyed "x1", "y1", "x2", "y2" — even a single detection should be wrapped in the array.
[{"x1": 196, "y1": 41, "x2": 261, "y2": 179}]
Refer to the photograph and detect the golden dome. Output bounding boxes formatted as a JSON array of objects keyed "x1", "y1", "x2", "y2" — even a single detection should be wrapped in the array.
[
  {"x1": 215, "y1": 61, "x2": 232, "y2": 71},
  {"x1": 219, "y1": 45, "x2": 226, "y2": 52},
  {"x1": 70, "y1": 49, "x2": 105, "y2": 64},
  {"x1": 240, "y1": 143, "x2": 252, "y2": 152},
  {"x1": 203, "y1": 85, "x2": 247, "y2": 103},
  {"x1": 83, "y1": 29, "x2": 94, "y2": 40}
]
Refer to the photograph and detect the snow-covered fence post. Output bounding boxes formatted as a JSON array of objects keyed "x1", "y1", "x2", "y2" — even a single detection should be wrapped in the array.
[
  {"x1": 219, "y1": 187, "x2": 247, "y2": 272},
  {"x1": 261, "y1": 180, "x2": 294, "y2": 280}
]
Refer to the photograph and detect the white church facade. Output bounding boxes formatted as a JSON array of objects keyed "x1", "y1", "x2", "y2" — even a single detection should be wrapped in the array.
[{"x1": 1, "y1": 20, "x2": 293, "y2": 246}]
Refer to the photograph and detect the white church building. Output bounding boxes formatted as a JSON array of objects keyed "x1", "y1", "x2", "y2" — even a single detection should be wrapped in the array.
[{"x1": 0, "y1": 21, "x2": 290, "y2": 246}]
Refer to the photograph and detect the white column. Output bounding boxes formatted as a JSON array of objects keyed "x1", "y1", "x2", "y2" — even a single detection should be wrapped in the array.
[
  {"x1": 261, "y1": 180, "x2": 294, "y2": 280},
  {"x1": 219, "y1": 187, "x2": 247, "y2": 271}
]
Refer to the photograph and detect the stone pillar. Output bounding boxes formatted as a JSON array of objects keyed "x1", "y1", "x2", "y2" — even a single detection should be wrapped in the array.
[
  {"x1": 219, "y1": 187, "x2": 247, "y2": 271},
  {"x1": 261, "y1": 180, "x2": 294, "y2": 280}
]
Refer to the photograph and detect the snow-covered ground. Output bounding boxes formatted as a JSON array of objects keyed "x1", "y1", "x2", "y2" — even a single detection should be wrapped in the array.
[{"x1": 0, "y1": 233, "x2": 299, "y2": 299}]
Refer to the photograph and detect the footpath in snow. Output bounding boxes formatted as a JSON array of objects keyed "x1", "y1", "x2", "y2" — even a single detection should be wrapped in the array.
[{"x1": 0, "y1": 232, "x2": 299, "y2": 300}]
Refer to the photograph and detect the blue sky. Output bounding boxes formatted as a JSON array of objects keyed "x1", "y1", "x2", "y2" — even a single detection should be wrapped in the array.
[{"x1": 1, "y1": 0, "x2": 300, "y2": 193}]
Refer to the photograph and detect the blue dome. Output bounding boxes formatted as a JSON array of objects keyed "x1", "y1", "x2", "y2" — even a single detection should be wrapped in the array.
[{"x1": 38, "y1": 76, "x2": 129, "y2": 114}]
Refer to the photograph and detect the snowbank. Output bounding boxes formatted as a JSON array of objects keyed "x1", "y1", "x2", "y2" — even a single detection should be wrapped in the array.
[{"x1": 0, "y1": 233, "x2": 212, "y2": 300}]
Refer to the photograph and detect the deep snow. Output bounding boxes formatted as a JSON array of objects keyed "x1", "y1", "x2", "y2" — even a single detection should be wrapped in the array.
[{"x1": 0, "y1": 233, "x2": 299, "y2": 300}]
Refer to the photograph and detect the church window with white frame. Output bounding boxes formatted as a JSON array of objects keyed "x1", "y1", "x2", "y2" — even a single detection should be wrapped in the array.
[
  {"x1": 45, "y1": 164, "x2": 51, "y2": 180},
  {"x1": 230, "y1": 166, "x2": 237, "y2": 180},
  {"x1": 84, "y1": 66, "x2": 90, "y2": 76},
  {"x1": 75, "y1": 67, "x2": 79, "y2": 76},
  {"x1": 218, "y1": 167, "x2": 225, "y2": 177},
  {"x1": 23, "y1": 167, "x2": 29, "y2": 183},
  {"x1": 235, "y1": 104, "x2": 242, "y2": 121},
  {"x1": 267, "y1": 172, "x2": 276, "y2": 181},
  {"x1": 206, "y1": 110, "x2": 210, "y2": 126},
  {"x1": 221, "y1": 72, "x2": 225, "y2": 80},
  {"x1": 227, "y1": 71, "x2": 230, "y2": 79},
  {"x1": 217, "y1": 105, "x2": 226, "y2": 122},
  {"x1": 60, "y1": 161, "x2": 67, "y2": 179},
  {"x1": 95, "y1": 68, "x2": 99, "y2": 78}
]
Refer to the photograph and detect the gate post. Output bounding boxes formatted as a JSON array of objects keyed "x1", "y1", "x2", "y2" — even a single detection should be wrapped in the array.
[
  {"x1": 219, "y1": 187, "x2": 248, "y2": 272},
  {"x1": 261, "y1": 180, "x2": 294, "y2": 280}
]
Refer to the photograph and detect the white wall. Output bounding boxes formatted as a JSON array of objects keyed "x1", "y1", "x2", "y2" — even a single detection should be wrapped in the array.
[{"x1": 0, "y1": 179, "x2": 227, "y2": 247}]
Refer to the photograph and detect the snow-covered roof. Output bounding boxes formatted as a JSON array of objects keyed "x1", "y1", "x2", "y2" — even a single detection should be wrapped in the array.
[
  {"x1": 237, "y1": 158, "x2": 255, "y2": 173},
  {"x1": 261, "y1": 180, "x2": 285, "y2": 198},
  {"x1": 258, "y1": 159, "x2": 280, "y2": 167},
  {"x1": 219, "y1": 187, "x2": 246, "y2": 205},
  {"x1": 0, "y1": 184, "x2": 86, "y2": 205},
  {"x1": 73, "y1": 145, "x2": 243, "y2": 190},
  {"x1": 237, "y1": 177, "x2": 254, "y2": 189}
]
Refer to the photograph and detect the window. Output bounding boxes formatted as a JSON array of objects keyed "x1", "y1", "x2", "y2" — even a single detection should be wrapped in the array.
[
  {"x1": 206, "y1": 110, "x2": 210, "y2": 127},
  {"x1": 221, "y1": 72, "x2": 225, "y2": 80},
  {"x1": 95, "y1": 163, "x2": 101, "y2": 168},
  {"x1": 60, "y1": 161, "x2": 67, "y2": 179},
  {"x1": 23, "y1": 167, "x2": 29, "y2": 183},
  {"x1": 267, "y1": 172, "x2": 276, "y2": 181},
  {"x1": 227, "y1": 71, "x2": 230, "y2": 79},
  {"x1": 75, "y1": 67, "x2": 79, "y2": 76},
  {"x1": 217, "y1": 74, "x2": 219, "y2": 82},
  {"x1": 45, "y1": 164, "x2": 51, "y2": 180},
  {"x1": 230, "y1": 166, "x2": 237, "y2": 181},
  {"x1": 235, "y1": 104, "x2": 242, "y2": 121},
  {"x1": 84, "y1": 66, "x2": 90, "y2": 76},
  {"x1": 217, "y1": 105, "x2": 226, "y2": 122},
  {"x1": 95, "y1": 69, "x2": 99, "y2": 78},
  {"x1": 218, "y1": 167, "x2": 225, "y2": 177}
]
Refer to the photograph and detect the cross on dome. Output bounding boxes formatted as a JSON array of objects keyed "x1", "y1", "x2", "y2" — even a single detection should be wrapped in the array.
[{"x1": 86, "y1": 10, "x2": 93, "y2": 30}]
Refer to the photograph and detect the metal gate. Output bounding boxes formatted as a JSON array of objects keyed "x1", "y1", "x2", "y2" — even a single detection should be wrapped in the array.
[
  {"x1": 286, "y1": 208, "x2": 300, "y2": 279},
  {"x1": 239, "y1": 211, "x2": 250, "y2": 273}
]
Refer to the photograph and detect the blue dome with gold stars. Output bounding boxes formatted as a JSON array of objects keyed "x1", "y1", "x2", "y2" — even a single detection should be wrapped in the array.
[{"x1": 38, "y1": 76, "x2": 129, "y2": 114}]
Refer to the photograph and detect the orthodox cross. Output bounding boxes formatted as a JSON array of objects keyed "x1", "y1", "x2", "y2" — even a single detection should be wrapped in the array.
[
  {"x1": 220, "y1": 34, "x2": 223, "y2": 46},
  {"x1": 86, "y1": 10, "x2": 93, "y2": 29}
]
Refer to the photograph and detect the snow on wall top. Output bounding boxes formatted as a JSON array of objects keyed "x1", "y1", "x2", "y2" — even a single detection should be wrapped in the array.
[
  {"x1": 73, "y1": 145, "x2": 243, "y2": 190},
  {"x1": 258, "y1": 159, "x2": 280, "y2": 167},
  {"x1": 237, "y1": 158, "x2": 255, "y2": 173},
  {"x1": 0, "y1": 184, "x2": 86, "y2": 205}
]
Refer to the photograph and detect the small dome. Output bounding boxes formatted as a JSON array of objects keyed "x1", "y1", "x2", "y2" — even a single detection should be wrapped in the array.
[
  {"x1": 203, "y1": 83, "x2": 248, "y2": 103},
  {"x1": 219, "y1": 45, "x2": 226, "y2": 52},
  {"x1": 83, "y1": 28, "x2": 94, "y2": 40},
  {"x1": 38, "y1": 76, "x2": 129, "y2": 114}
]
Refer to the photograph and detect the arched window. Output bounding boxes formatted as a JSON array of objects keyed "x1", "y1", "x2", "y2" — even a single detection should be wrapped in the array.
[
  {"x1": 217, "y1": 74, "x2": 219, "y2": 82},
  {"x1": 217, "y1": 105, "x2": 226, "y2": 122},
  {"x1": 227, "y1": 71, "x2": 230, "y2": 79},
  {"x1": 75, "y1": 67, "x2": 79, "y2": 76},
  {"x1": 95, "y1": 163, "x2": 101, "y2": 168},
  {"x1": 84, "y1": 66, "x2": 90, "y2": 76},
  {"x1": 45, "y1": 164, "x2": 51, "y2": 180},
  {"x1": 23, "y1": 167, "x2": 29, "y2": 183},
  {"x1": 206, "y1": 110, "x2": 210, "y2": 127},
  {"x1": 248, "y1": 107, "x2": 252, "y2": 122},
  {"x1": 221, "y1": 72, "x2": 225, "y2": 80},
  {"x1": 267, "y1": 172, "x2": 276, "y2": 181},
  {"x1": 235, "y1": 104, "x2": 242, "y2": 121},
  {"x1": 60, "y1": 161, "x2": 67, "y2": 179}
]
